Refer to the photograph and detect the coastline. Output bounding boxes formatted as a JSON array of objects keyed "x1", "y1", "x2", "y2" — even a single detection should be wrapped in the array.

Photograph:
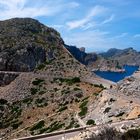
[{"x1": 92, "y1": 68, "x2": 125, "y2": 73}]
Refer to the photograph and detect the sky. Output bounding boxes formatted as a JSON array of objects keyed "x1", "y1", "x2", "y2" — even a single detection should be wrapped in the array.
[{"x1": 0, "y1": 0, "x2": 140, "y2": 52}]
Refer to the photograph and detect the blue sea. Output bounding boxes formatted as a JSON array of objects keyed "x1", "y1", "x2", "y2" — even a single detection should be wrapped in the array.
[{"x1": 94, "y1": 65, "x2": 139, "y2": 82}]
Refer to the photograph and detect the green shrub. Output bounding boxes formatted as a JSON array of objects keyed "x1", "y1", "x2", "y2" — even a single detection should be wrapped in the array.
[
  {"x1": 36, "y1": 63, "x2": 46, "y2": 70},
  {"x1": 39, "y1": 128, "x2": 49, "y2": 134},
  {"x1": 79, "y1": 100, "x2": 88, "y2": 117},
  {"x1": 47, "y1": 121, "x2": 65, "y2": 132},
  {"x1": 38, "y1": 91, "x2": 46, "y2": 95},
  {"x1": 116, "y1": 112, "x2": 125, "y2": 117},
  {"x1": 35, "y1": 98, "x2": 48, "y2": 107},
  {"x1": 94, "y1": 93, "x2": 99, "y2": 96},
  {"x1": 23, "y1": 98, "x2": 32, "y2": 104},
  {"x1": 74, "y1": 87, "x2": 81, "y2": 91},
  {"x1": 0, "y1": 99, "x2": 8, "y2": 105},
  {"x1": 65, "y1": 120, "x2": 75, "y2": 129},
  {"x1": 86, "y1": 119, "x2": 95, "y2": 125},
  {"x1": 58, "y1": 106, "x2": 68, "y2": 112},
  {"x1": 32, "y1": 78, "x2": 44, "y2": 86},
  {"x1": 30, "y1": 120, "x2": 45, "y2": 131},
  {"x1": 11, "y1": 121, "x2": 23, "y2": 129},
  {"x1": 56, "y1": 77, "x2": 80, "y2": 85},
  {"x1": 80, "y1": 100, "x2": 88, "y2": 109},
  {"x1": 78, "y1": 107, "x2": 88, "y2": 117},
  {"x1": 94, "y1": 84, "x2": 105, "y2": 89},
  {"x1": 30, "y1": 88, "x2": 38, "y2": 95},
  {"x1": 74, "y1": 124, "x2": 80, "y2": 128},
  {"x1": 104, "y1": 107, "x2": 111, "y2": 113}
]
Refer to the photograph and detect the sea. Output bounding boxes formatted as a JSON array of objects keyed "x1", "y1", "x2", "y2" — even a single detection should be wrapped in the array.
[{"x1": 94, "y1": 65, "x2": 139, "y2": 82}]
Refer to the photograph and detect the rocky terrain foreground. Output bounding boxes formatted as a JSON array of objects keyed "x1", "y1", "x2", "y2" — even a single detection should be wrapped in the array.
[
  {"x1": 84, "y1": 71, "x2": 140, "y2": 124},
  {"x1": 60, "y1": 71, "x2": 140, "y2": 140}
]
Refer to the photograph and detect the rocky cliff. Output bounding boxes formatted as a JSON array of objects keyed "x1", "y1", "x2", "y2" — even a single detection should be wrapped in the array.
[
  {"x1": 65, "y1": 45, "x2": 98, "y2": 65},
  {"x1": 0, "y1": 18, "x2": 63, "y2": 71}
]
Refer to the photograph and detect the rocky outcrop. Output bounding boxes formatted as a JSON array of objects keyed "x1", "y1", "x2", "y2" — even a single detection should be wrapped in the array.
[
  {"x1": 65, "y1": 45, "x2": 98, "y2": 65},
  {"x1": 0, "y1": 71, "x2": 19, "y2": 86},
  {"x1": 0, "y1": 18, "x2": 63, "y2": 72}
]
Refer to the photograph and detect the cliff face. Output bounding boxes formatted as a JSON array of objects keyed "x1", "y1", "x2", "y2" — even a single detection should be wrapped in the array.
[{"x1": 65, "y1": 45, "x2": 98, "y2": 65}]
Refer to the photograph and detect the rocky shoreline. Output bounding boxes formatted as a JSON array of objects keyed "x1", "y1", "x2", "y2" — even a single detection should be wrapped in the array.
[{"x1": 92, "y1": 68, "x2": 125, "y2": 73}]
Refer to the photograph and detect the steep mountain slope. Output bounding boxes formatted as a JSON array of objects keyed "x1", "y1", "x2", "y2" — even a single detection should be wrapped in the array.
[{"x1": 0, "y1": 18, "x2": 109, "y2": 139}]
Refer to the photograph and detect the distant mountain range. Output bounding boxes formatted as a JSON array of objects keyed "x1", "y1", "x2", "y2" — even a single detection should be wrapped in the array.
[
  {"x1": 66, "y1": 46, "x2": 140, "y2": 72},
  {"x1": 100, "y1": 47, "x2": 140, "y2": 66}
]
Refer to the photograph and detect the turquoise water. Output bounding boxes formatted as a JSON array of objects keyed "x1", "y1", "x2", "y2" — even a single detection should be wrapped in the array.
[{"x1": 94, "y1": 65, "x2": 139, "y2": 82}]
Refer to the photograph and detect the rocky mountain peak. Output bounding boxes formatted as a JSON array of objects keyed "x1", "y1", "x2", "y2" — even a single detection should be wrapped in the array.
[{"x1": 0, "y1": 18, "x2": 64, "y2": 72}]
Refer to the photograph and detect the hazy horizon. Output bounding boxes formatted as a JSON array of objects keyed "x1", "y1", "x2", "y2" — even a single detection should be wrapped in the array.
[{"x1": 0, "y1": 0, "x2": 140, "y2": 52}]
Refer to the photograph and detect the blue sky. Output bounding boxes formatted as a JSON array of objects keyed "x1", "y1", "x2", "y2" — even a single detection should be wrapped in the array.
[{"x1": 0, "y1": 0, "x2": 140, "y2": 52}]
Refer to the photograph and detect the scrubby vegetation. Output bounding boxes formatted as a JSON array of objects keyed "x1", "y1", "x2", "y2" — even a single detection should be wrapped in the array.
[
  {"x1": 32, "y1": 78, "x2": 45, "y2": 86},
  {"x1": 78, "y1": 100, "x2": 88, "y2": 117},
  {"x1": 0, "y1": 99, "x2": 8, "y2": 105},
  {"x1": 30, "y1": 120, "x2": 45, "y2": 132},
  {"x1": 54, "y1": 77, "x2": 80, "y2": 85},
  {"x1": 86, "y1": 119, "x2": 95, "y2": 125}
]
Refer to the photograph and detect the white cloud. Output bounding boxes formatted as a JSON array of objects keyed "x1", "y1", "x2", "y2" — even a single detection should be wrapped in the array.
[
  {"x1": 0, "y1": 0, "x2": 79, "y2": 20},
  {"x1": 66, "y1": 5, "x2": 107, "y2": 30},
  {"x1": 101, "y1": 14, "x2": 114, "y2": 24},
  {"x1": 82, "y1": 14, "x2": 115, "y2": 30},
  {"x1": 133, "y1": 34, "x2": 140, "y2": 38},
  {"x1": 109, "y1": 32, "x2": 128, "y2": 40}
]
